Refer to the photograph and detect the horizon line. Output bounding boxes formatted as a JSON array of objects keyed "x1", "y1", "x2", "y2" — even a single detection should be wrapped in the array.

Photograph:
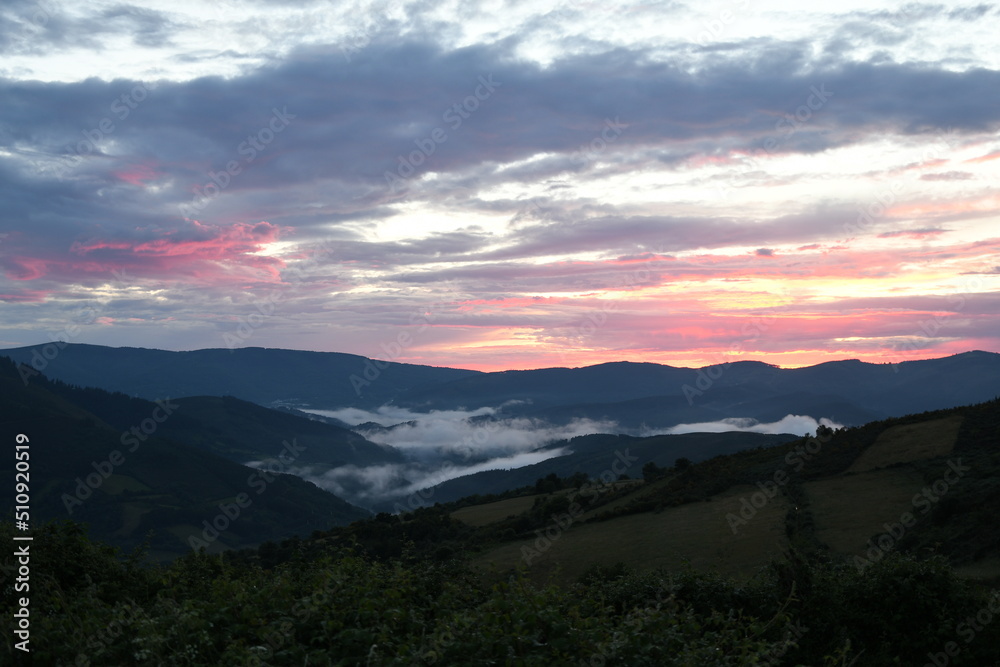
[{"x1": 1, "y1": 341, "x2": 995, "y2": 373}]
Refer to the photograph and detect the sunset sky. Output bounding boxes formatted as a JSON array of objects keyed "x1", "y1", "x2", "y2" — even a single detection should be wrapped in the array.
[{"x1": 1, "y1": 0, "x2": 998, "y2": 371}]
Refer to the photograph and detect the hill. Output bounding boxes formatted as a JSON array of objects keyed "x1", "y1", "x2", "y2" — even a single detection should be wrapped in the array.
[
  {"x1": 4, "y1": 398, "x2": 1000, "y2": 666},
  {"x1": 394, "y1": 352, "x2": 1000, "y2": 427},
  {"x1": 459, "y1": 397, "x2": 1000, "y2": 583},
  {"x1": 0, "y1": 357, "x2": 371, "y2": 560},
  {"x1": 1, "y1": 343, "x2": 479, "y2": 409},
  {"x1": 4, "y1": 344, "x2": 997, "y2": 431},
  {"x1": 28, "y1": 379, "x2": 405, "y2": 471},
  {"x1": 408, "y1": 431, "x2": 798, "y2": 508}
]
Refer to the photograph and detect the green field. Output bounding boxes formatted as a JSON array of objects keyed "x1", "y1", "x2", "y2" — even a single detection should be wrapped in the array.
[
  {"x1": 451, "y1": 495, "x2": 542, "y2": 526},
  {"x1": 460, "y1": 409, "x2": 983, "y2": 583},
  {"x1": 472, "y1": 484, "x2": 789, "y2": 584},
  {"x1": 847, "y1": 415, "x2": 962, "y2": 473},
  {"x1": 805, "y1": 467, "x2": 926, "y2": 554}
]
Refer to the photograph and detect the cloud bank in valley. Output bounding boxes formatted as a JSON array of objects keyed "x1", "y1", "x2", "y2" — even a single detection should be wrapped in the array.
[
  {"x1": 264, "y1": 407, "x2": 841, "y2": 508},
  {"x1": 289, "y1": 405, "x2": 617, "y2": 505},
  {"x1": 307, "y1": 405, "x2": 617, "y2": 458},
  {"x1": 650, "y1": 414, "x2": 844, "y2": 436}
]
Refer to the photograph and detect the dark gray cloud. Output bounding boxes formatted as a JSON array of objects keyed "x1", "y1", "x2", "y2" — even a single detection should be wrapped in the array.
[{"x1": 0, "y1": 2, "x2": 177, "y2": 55}]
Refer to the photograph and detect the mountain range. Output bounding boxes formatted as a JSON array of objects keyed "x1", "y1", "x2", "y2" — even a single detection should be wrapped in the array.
[
  {"x1": 2, "y1": 343, "x2": 1000, "y2": 559},
  {"x1": 4, "y1": 344, "x2": 999, "y2": 429}
]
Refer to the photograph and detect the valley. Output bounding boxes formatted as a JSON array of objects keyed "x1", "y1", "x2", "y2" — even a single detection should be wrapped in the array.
[{"x1": 2, "y1": 344, "x2": 999, "y2": 665}]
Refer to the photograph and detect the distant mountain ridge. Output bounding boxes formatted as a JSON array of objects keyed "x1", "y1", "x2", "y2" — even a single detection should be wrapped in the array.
[
  {"x1": 3, "y1": 344, "x2": 998, "y2": 430},
  {"x1": 393, "y1": 352, "x2": 1000, "y2": 423},
  {"x1": 1, "y1": 343, "x2": 479, "y2": 410}
]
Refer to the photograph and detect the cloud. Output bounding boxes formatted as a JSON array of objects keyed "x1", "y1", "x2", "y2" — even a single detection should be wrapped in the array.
[
  {"x1": 256, "y1": 408, "x2": 845, "y2": 507},
  {"x1": 919, "y1": 171, "x2": 974, "y2": 181},
  {"x1": 295, "y1": 447, "x2": 572, "y2": 505},
  {"x1": 271, "y1": 404, "x2": 617, "y2": 505},
  {"x1": 0, "y1": 2, "x2": 178, "y2": 56},
  {"x1": 877, "y1": 228, "x2": 949, "y2": 239},
  {"x1": 1, "y1": 5, "x2": 998, "y2": 368},
  {"x1": 649, "y1": 414, "x2": 843, "y2": 436},
  {"x1": 306, "y1": 405, "x2": 615, "y2": 459}
]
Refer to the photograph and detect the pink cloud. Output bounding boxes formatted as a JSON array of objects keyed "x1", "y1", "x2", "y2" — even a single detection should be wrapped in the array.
[
  {"x1": 3, "y1": 257, "x2": 49, "y2": 281},
  {"x1": 877, "y1": 228, "x2": 948, "y2": 240},
  {"x1": 65, "y1": 220, "x2": 290, "y2": 282},
  {"x1": 886, "y1": 195, "x2": 1000, "y2": 220},
  {"x1": 113, "y1": 162, "x2": 161, "y2": 186},
  {"x1": 2, "y1": 221, "x2": 292, "y2": 292},
  {"x1": 0, "y1": 288, "x2": 51, "y2": 302},
  {"x1": 964, "y1": 150, "x2": 1000, "y2": 164},
  {"x1": 71, "y1": 220, "x2": 284, "y2": 258}
]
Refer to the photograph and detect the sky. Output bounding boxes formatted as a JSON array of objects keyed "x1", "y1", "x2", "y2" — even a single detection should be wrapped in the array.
[{"x1": 1, "y1": 0, "x2": 998, "y2": 372}]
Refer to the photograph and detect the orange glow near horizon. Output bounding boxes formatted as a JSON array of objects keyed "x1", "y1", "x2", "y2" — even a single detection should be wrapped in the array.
[{"x1": 388, "y1": 345, "x2": 991, "y2": 373}]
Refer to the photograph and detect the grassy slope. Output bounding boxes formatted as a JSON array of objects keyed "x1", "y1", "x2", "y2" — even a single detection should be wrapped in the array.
[
  {"x1": 471, "y1": 484, "x2": 789, "y2": 585},
  {"x1": 459, "y1": 398, "x2": 1000, "y2": 582}
]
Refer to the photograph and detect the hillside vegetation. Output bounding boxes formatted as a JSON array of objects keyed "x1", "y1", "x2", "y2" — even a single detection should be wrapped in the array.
[
  {"x1": 4, "y1": 519, "x2": 1000, "y2": 666},
  {"x1": 2, "y1": 352, "x2": 999, "y2": 664},
  {"x1": 0, "y1": 357, "x2": 371, "y2": 560},
  {"x1": 463, "y1": 397, "x2": 1000, "y2": 582}
]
